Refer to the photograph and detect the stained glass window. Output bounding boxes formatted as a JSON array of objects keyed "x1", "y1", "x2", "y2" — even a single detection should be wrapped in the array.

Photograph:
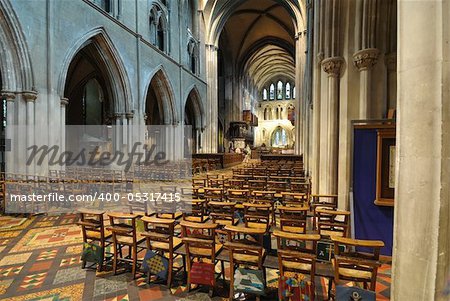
[
  {"x1": 285, "y1": 83, "x2": 291, "y2": 99},
  {"x1": 269, "y1": 84, "x2": 275, "y2": 100},
  {"x1": 277, "y1": 81, "x2": 283, "y2": 100}
]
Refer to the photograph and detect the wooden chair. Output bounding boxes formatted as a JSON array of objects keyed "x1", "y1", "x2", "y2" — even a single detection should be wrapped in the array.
[
  {"x1": 273, "y1": 230, "x2": 321, "y2": 300},
  {"x1": 141, "y1": 216, "x2": 183, "y2": 287},
  {"x1": 77, "y1": 209, "x2": 112, "y2": 271},
  {"x1": 107, "y1": 213, "x2": 146, "y2": 279},
  {"x1": 225, "y1": 225, "x2": 267, "y2": 301},
  {"x1": 227, "y1": 189, "x2": 249, "y2": 208},
  {"x1": 243, "y1": 202, "x2": 271, "y2": 233},
  {"x1": 180, "y1": 221, "x2": 223, "y2": 293},
  {"x1": 311, "y1": 194, "x2": 338, "y2": 229},
  {"x1": 316, "y1": 208, "x2": 351, "y2": 238},
  {"x1": 331, "y1": 236, "x2": 385, "y2": 291},
  {"x1": 204, "y1": 187, "x2": 224, "y2": 204},
  {"x1": 250, "y1": 190, "x2": 276, "y2": 225},
  {"x1": 278, "y1": 205, "x2": 309, "y2": 234},
  {"x1": 183, "y1": 199, "x2": 208, "y2": 223},
  {"x1": 209, "y1": 201, "x2": 238, "y2": 237},
  {"x1": 281, "y1": 192, "x2": 308, "y2": 207}
]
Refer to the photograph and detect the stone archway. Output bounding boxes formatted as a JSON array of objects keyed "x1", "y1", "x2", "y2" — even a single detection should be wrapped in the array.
[{"x1": 184, "y1": 86, "x2": 204, "y2": 154}]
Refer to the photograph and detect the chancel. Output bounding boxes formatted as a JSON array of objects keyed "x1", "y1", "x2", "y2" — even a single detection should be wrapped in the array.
[{"x1": 0, "y1": 0, "x2": 448, "y2": 300}]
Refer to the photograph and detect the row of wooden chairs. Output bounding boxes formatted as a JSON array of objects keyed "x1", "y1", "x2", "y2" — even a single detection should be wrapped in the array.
[{"x1": 77, "y1": 209, "x2": 384, "y2": 300}]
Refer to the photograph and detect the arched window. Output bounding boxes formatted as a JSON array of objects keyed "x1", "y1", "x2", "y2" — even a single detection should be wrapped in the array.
[
  {"x1": 269, "y1": 84, "x2": 275, "y2": 100},
  {"x1": 271, "y1": 127, "x2": 288, "y2": 147},
  {"x1": 285, "y1": 83, "x2": 291, "y2": 99},
  {"x1": 188, "y1": 39, "x2": 198, "y2": 74},
  {"x1": 149, "y1": 4, "x2": 168, "y2": 53},
  {"x1": 277, "y1": 81, "x2": 283, "y2": 100},
  {"x1": 186, "y1": 0, "x2": 195, "y2": 34},
  {"x1": 293, "y1": 86, "x2": 296, "y2": 99},
  {"x1": 263, "y1": 89, "x2": 268, "y2": 100}
]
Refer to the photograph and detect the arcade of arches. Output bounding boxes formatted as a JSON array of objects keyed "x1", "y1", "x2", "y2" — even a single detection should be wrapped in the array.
[{"x1": 0, "y1": 0, "x2": 449, "y2": 300}]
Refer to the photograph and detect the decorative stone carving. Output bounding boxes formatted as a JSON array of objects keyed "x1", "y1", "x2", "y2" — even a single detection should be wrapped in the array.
[
  {"x1": 1, "y1": 91, "x2": 16, "y2": 102},
  {"x1": 126, "y1": 112, "x2": 134, "y2": 119},
  {"x1": 23, "y1": 91, "x2": 38, "y2": 102},
  {"x1": 322, "y1": 56, "x2": 344, "y2": 77},
  {"x1": 353, "y1": 48, "x2": 380, "y2": 71},
  {"x1": 385, "y1": 52, "x2": 397, "y2": 72},
  {"x1": 60, "y1": 97, "x2": 69, "y2": 106}
]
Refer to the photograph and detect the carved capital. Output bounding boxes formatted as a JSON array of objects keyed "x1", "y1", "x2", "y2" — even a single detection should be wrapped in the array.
[
  {"x1": 322, "y1": 56, "x2": 344, "y2": 77},
  {"x1": 385, "y1": 52, "x2": 397, "y2": 72},
  {"x1": 126, "y1": 112, "x2": 134, "y2": 119},
  {"x1": 206, "y1": 44, "x2": 218, "y2": 51},
  {"x1": 60, "y1": 97, "x2": 69, "y2": 106},
  {"x1": 353, "y1": 48, "x2": 380, "y2": 71},
  {"x1": 114, "y1": 113, "x2": 124, "y2": 120},
  {"x1": 1, "y1": 91, "x2": 16, "y2": 102},
  {"x1": 23, "y1": 91, "x2": 38, "y2": 102}
]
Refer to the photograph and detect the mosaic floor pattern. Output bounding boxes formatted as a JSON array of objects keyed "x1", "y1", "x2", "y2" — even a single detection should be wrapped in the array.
[{"x1": 0, "y1": 213, "x2": 392, "y2": 300}]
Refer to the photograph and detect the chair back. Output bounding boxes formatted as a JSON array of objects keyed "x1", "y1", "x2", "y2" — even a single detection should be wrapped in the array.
[
  {"x1": 332, "y1": 236, "x2": 384, "y2": 291},
  {"x1": 316, "y1": 208, "x2": 351, "y2": 238},
  {"x1": 107, "y1": 213, "x2": 139, "y2": 246},
  {"x1": 278, "y1": 205, "x2": 308, "y2": 234}
]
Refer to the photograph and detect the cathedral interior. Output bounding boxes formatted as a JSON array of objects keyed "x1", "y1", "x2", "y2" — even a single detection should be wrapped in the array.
[{"x1": 0, "y1": 0, "x2": 449, "y2": 300}]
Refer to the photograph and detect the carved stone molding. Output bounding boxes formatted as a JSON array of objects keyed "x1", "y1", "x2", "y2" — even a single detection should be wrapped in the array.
[
  {"x1": 60, "y1": 97, "x2": 69, "y2": 107},
  {"x1": 126, "y1": 112, "x2": 134, "y2": 119},
  {"x1": 22, "y1": 91, "x2": 38, "y2": 102},
  {"x1": 385, "y1": 52, "x2": 397, "y2": 72},
  {"x1": 1, "y1": 91, "x2": 16, "y2": 102},
  {"x1": 353, "y1": 48, "x2": 380, "y2": 71},
  {"x1": 322, "y1": 56, "x2": 344, "y2": 77}
]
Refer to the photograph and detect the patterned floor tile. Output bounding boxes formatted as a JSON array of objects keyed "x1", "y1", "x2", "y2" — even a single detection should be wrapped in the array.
[
  {"x1": 4, "y1": 283, "x2": 84, "y2": 301},
  {"x1": 0, "y1": 239, "x2": 10, "y2": 246},
  {"x1": 0, "y1": 279, "x2": 13, "y2": 294},
  {"x1": 10, "y1": 225, "x2": 81, "y2": 253},
  {"x1": 19, "y1": 272, "x2": 47, "y2": 291},
  {"x1": 0, "y1": 252, "x2": 32, "y2": 266},
  {"x1": 93, "y1": 275, "x2": 129, "y2": 297},
  {"x1": 104, "y1": 294, "x2": 129, "y2": 301},
  {"x1": 37, "y1": 249, "x2": 59, "y2": 261},
  {"x1": 65, "y1": 245, "x2": 83, "y2": 255},
  {"x1": 0, "y1": 265, "x2": 23, "y2": 277},
  {"x1": 60, "y1": 257, "x2": 81, "y2": 267},
  {"x1": 0, "y1": 230, "x2": 22, "y2": 238},
  {"x1": 29, "y1": 261, "x2": 53, "y2": 272},
  {"x1": 53, "y1": 267, "x2": 87, "y2": 285},
  {"x1": 35, "y1": 221, "x2": 57, "y2": 228}
]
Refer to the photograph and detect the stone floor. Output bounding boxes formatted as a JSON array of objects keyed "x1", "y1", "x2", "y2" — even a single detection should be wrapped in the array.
[{"x1": 0, "y1": 212, "x2": 391, "y2": 301}]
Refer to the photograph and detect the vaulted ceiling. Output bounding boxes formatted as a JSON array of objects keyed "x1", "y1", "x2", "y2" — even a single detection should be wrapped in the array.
[{"x1": 218, "y1": 0, "x2": 296, "y2": 90}]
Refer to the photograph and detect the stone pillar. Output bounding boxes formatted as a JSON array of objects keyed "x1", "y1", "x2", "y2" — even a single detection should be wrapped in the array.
[
  {"x1": 126, "y1": 112, "x2": 134, "y2": 153},
  {"x1": 205, "y1": 44, "x2": 218, "y2": 153},
  {"x1": 121, "y1": 113, "x2": 128, "y2": 153},
  {"x1": 114, "y1": 113, "x2": 122, "y2": 152},
  {"x1": 353, "y1": 48, "x2": 379, "y2": 119},
  {"x1": 23, "y1": 91, "x2": 37, "y2": 176},
  {"x1": 392, "y1": 1, "x2": 449, "y2": 299},
  {"x1": 60, "y1": 98, "x2": 68, "y2": 170},
  {"x1": 1, "y1": 91, "x2": 15, "y2": 173},
  {"x1": 385, "y1": 52, "x2": 397, "y2": 111},
  {"x1": 319, "y1": 57, "x2": 343, "y2": 196}
]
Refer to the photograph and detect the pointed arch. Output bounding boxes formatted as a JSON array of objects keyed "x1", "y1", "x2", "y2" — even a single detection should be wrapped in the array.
[
  {"x1": 143, "y1": 66, "x2": 178, "y2": 125},
  {"x1": 57, "y1": 27, "x2": 131, "y2": 113},
  {"x1": 184, "y1": 85, "x2": 205, "y2": 129},
  {"x1": 0, "y1": 0, "x2": 34, "y2": 92}
]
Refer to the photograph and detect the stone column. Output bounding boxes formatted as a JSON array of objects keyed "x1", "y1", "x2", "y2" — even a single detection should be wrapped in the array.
[
  {"x1": 320, "y1": 57, "x2": 343, "y2": 196},
  {"x1": 60, "y1": 98, "x2": 68, "y2": 170},
  {"x1": 114, "y1": 113, "x2": 122, "y2": 152},
  {"x1": 121, "y1": 113, "x2": 128, "y2": 153},
  {"x1": 1, "y1": 91, "x2": 15, "y2": 173},
  {"x1": 126, "y1": 112, "x2": 134, "y2": 153},
  {"x1": 385, "y1": 52, "x2": 397, "y2": 112},
  {"x1": 392, "y1": 1, "x2": 449, "y2": 299},
  {"x1": 23, "y1": 91, "x2": 37, "y2": 176},
  {"x1": 353, "y1": 48, "x2": 379, "y2": 119},
  {"x1": 205, "y1": 44, "x2": 218, "y2": 153}
]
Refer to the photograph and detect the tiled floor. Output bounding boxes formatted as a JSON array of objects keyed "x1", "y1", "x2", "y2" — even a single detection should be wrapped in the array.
[{"x1": 0, "y1": 213, "x2": 391, "y2": 300}]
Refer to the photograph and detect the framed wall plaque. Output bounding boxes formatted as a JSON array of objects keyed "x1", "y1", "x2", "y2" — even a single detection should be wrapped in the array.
[{"x1": 375, "y1": 128, "x2": 396, "y2": 206}]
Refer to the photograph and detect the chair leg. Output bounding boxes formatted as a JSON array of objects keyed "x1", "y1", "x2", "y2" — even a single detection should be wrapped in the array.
[
  {"x1": 132, "y1": 246, "x2": 137, "y2": 279},
  {"x1": 113, "y1": 244, "x2": 118, "y2": 275},
  {"x1": 167, "y1": 256, "x2": 173, "y2": 288},
  {"x1": 229, "y1": 264, "x2": 234, "y2": 301}
]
